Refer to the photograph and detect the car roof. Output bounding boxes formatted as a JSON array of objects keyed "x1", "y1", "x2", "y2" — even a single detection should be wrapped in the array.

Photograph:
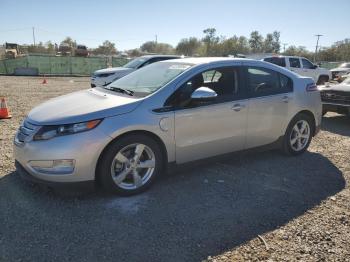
[
  {"x1": 140, "y1": 55, "x2": 181, "y2": 59},
  {"x1": 161, "y1": 57, "x2": 250, "y2": 65},
  {"x1": 263, "y1": 55, "x2": 308, "y2": 59}
]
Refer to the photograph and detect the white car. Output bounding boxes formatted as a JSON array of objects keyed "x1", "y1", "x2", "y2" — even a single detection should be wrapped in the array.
[
  {"x1": 91, "y1": 55, "x2": 180, "y2": 87},
  {"x1": 330, "y1": 62, "x2": 350, "y2": 80},
  {"x1": 263, "y1": 56, "x2": 331, "y2": 85}
]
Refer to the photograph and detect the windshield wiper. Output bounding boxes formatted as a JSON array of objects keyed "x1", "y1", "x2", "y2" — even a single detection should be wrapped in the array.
[{"x1": 107, "y1": 87, "x2": 134, "y2": 96}]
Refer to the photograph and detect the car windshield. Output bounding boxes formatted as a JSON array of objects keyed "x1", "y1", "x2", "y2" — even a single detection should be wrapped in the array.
[
  {"x1": 107, "y1": 62, "x2": 192, "y2": 97},
  {"x1": 123, "y1": 58, "x2": 148, "y2": 69},
  {"x1": 339, "y1": 63, "x2": 350, "y2": 68}
]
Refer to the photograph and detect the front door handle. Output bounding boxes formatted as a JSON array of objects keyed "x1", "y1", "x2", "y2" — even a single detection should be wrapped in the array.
[
  {"x1": 232, "y1": 103, "x2": 245, "y2": 112},
  {"x1": 282, "y1": 95, "x2": 290, "y2": 103}
]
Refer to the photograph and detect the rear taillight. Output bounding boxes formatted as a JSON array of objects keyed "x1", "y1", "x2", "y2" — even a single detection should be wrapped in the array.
[{"x1": 306, "y1": 83, "x2": 318, "y2": 92}]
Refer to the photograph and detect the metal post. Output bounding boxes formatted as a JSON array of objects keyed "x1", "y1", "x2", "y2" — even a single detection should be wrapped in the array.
[
  {"x1": 283, "y1": 43, "x2": 288, "y2": 53},
  {"x1": 314, "y1": 34, "x2": 323, "y2": 62},
  {"x1": 32, "y1": 27, "x2": 36, "y2": 46}
]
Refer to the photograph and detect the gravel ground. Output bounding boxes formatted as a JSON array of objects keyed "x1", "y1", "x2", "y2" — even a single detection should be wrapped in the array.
[{"x1": 0, "y1": 76, "x2": 349, "y2": 262}]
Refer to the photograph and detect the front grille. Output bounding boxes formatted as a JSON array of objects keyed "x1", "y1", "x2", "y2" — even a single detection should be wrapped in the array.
[
  {"x1": 321, "y1": 90, "x2": 350, "y2": 105},
  {"x1": 15, "y1": 119, "x2": 40, "y2": 145}
]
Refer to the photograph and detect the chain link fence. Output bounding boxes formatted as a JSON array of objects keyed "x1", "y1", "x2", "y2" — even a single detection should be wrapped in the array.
[{"x1": 0, "y1": 55, "x2": 128, "y2": 76}]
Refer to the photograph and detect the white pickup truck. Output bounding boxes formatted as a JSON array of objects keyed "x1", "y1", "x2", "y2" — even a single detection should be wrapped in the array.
[{"x1": 263, "y1": 56, "x2": 331, "y2": 85}]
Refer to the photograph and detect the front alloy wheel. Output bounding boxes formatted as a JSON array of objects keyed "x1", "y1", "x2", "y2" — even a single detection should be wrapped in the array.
[
  {"x1": 111, "y1": 143, "x2": 156, "y2": 190},
  {"x1": 97, "y1": 134, "x2": 163, "y2": 195}
]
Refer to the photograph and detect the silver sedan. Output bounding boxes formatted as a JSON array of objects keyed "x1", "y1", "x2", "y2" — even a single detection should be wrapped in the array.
[{"x1": 14, "y1": 57, "x2": 322, "y2": 195}]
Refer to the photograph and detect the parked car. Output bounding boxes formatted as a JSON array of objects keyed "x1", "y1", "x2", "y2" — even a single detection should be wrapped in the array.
[
  {"x1": 14, "y1": 58, "x2": 322, "y2": 195},
  {"x1": 75, "y1": 45, "x2": 89, "y2": 57},
  {"x1": 57, "y1": 43, "x2": 72, "y2": 56},
  {"x1": 320, "y1": 75, "x2": 350, "y2": 116},
  {"x1": 330, "y1": 62, "x2": 350, "y2": 80},
  {"x1": 263, "y1": 56, "x2": 331, "y2": 85},
  {"x1": 91, "y1": 55, "x2": 181, "y2": 87}
]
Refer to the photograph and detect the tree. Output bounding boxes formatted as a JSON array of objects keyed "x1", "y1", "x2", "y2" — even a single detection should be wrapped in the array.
[
  {"x1": 249, "y1": 31, "x2": 263, "y2": 53},
  {"x1": 176, "y1": 37, "x2": 202, "y2": 56},
  {"x1": 61, "y1": 37, "x2": 76, "y2": 48},
  {"x1": 202, "y1": 28, "x2": 219, "y2": 56},
  {"x1": 272, "y1": 31, "x2": 281, "y2": 53},
  {"x1": 140, "y1": 41, "x2": 174, "y2": 54},
  {"x1": 140, "y1": 41, "x2": 157, "y2": 53},
  {"x1": 284, "y1": 45, "x2": 313, "y2": 60},
  {"x1": 127, "y1": 48, "x2": 142, "y2": 57},
  {"x1": 45, "y1": 41, "x2": 55, "y2": 54},
  {"x1": 218, "y1": 36, "x2": 250, "y2": 56},
  {"x1": 93, "y1": 40, "x2": 117, "y2": 55},
  {"x1": 263, "y1": 33, "x2": 274, "y2": 53},
  {"x1": 27, "y1": 42, "x2": 47, "y2": 53}
]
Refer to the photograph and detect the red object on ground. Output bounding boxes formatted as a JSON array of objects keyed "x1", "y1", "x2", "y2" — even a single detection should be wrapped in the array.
[{"x1": 0, "y1": 97, "x2": 12, "y2": 119}]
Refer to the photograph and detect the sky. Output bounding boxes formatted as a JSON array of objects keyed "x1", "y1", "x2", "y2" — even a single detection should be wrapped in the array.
[{"x1": 0, "y1": 0, "x2": 349, "y2": 51}]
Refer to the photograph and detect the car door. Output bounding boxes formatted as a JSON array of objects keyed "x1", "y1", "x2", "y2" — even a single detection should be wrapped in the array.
[
  {"x1": 301, "y1": 58, "x2": 318, "y2": 82},
  {"x1": 170, "y1": 66, "x2": 248, "y2": 163},
  {"x1": 288, "y1": 57, "x2": 303, "y2": 76},
  {"x1": 245, "y1": 66, "x2": 294, "y2": 148}
]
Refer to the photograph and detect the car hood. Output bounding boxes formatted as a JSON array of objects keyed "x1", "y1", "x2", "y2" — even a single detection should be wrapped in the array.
[
  {"x1": 322, "y1": 83, "x2": 350, "y2": 92},
  {"x1": 94, "y1": 67, "x2": 134, "y2": 75},
  {"x1": 28, "y1": 87, "x2": 143, "y2": 125},
  {"x1": 330, "y1": 67, "x2": 350, "y2": 72}
]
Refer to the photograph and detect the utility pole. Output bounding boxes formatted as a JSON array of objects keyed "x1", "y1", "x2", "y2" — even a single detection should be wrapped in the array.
[
  {"x1": 283, "y1": 43, "x2": 288, "y2": 53},
  {"x1": 314, "y1": 34, "x2": 323, "y2": 62},
  {"x1": 155, "y1": 34, "x2": 158, "y2": 44},
  {"x1": 32, "y1": 27, "x2": 36, "y2": 46}
]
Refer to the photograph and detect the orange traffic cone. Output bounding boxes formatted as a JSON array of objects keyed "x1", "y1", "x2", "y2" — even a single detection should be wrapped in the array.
[
  {"x1": 42, "y1": 75, "x2": 47, "y2": 84},
  {"x1": 0, "y1": 97, "x2": 12, "y2": 119}
]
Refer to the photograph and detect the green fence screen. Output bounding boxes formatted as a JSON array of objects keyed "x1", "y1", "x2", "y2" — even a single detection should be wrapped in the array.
[{"x1": 0, "y1": 55, "x2": 128, "y2": 76}]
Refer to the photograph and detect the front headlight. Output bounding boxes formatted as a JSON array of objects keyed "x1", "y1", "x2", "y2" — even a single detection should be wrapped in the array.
[{"x1": 33, "y1": 119, "x2": 102, "y2": 141}]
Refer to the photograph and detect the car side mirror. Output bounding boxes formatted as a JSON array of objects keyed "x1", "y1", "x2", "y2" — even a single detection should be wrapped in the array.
[
  {"x1": 191, "y1": 87, "x2": 217, "y2": 101},
  {"x1": 312, "y1": 64, "x2": 319, "y2": 69}
]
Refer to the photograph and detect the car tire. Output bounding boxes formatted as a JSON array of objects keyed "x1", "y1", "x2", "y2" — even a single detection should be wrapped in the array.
[
  {"x1": 97, "y1": 134, "x2": 164, "y2": 196},
  {"x1": 317, "y1": 75, "x2": 329, "y2": 85},
  {"x1": 282, "y1": 114, "x2": 314, "y2": 156}
]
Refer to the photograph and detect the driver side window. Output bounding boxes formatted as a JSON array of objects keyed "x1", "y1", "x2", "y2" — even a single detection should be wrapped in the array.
[
  {"x1": 166, "y1": 66, "x2": 240, "y2": 108},
  {"x1": 302, "y1": 59, "x2": 314, "y2": 69}
]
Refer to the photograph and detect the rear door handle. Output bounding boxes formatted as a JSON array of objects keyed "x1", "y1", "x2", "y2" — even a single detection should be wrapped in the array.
[
  {"x1": 232, "y1": 103, "x2": 245, "y2": 112},
  {"x1": 282, "y1": 95, "x2": 290, "y2": 103}
]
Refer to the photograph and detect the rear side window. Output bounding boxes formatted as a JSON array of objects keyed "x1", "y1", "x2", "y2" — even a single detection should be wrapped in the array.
[
  {"x1": 263, "y1": 57, "x2": 286, "y2": 67},
  {"x1": 247, "y1": 67, "x2": 293, "y2": 97},
  {"x1": 289, "y1": 58, "x2": 301, "y2": 68}
]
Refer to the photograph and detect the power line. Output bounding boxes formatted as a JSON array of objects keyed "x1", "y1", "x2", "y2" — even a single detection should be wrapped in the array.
[{"x1": 0, "y1": 27, "x2": 32, "y2": 32}]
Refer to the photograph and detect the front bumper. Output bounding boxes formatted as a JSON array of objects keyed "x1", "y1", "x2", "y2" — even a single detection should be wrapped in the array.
[
  {"x1": 322, "y1": 103, "x2": 350, "y2": 115},
  {"x1": 14, "y1": 124, "x2": 112, "y2": 184},
  {"x1": 15, "y1": 161, "x2": 95, "y2": 189}
]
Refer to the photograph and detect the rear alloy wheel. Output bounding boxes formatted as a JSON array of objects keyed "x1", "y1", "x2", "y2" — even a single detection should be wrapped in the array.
[
  {"x1": 98, "y1": 134, "x2": 163, "y2": 195},
  {"x1": 283, "y1": 114, "x2": 313, "y2": 155}
]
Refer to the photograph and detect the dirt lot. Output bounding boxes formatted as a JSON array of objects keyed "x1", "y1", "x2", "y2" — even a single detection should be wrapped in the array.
[{"x1": 0, "y1": 76, "x2": 349, "y2": 262}]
